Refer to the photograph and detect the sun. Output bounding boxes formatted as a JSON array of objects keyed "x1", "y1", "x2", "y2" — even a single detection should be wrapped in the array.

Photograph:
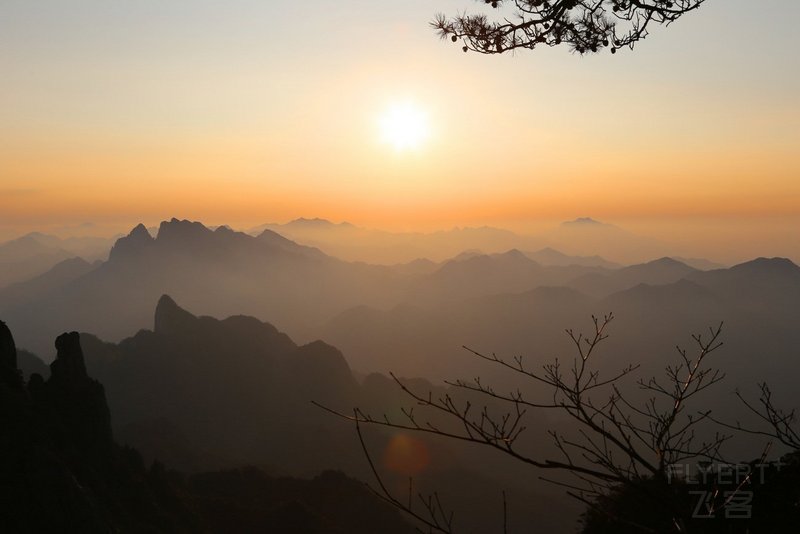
[{"x1": 378, "y1": 101, "x2": 431, "y2": 151}]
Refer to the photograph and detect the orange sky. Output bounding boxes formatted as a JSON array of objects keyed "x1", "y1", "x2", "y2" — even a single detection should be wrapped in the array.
[{"x1": 1, "y1": 0, "x2": 798, "y2": 258}]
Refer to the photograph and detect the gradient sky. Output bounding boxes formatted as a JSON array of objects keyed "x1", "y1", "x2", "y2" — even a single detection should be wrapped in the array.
[{"x1": 1, "y1": 1, "x2": 798, "y2": 259}]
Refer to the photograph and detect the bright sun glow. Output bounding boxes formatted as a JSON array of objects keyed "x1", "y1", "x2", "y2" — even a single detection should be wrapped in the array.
[{"x1": 379, "y1": 102, "x2": 431, "y2": 151}]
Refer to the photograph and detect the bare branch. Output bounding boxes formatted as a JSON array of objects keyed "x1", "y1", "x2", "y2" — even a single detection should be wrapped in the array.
[{"x1": 318, "y1": 315, "x2": 731, "y2": 531}]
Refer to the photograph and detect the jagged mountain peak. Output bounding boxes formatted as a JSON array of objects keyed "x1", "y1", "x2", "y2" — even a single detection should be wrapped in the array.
[
  {"x1": 129, "y1": 223, "x2": 152, "y2": 238},
  {"x1": 154, "y1": 294, "x2": 197, "y2": 335},
  {"x1": 107, "y1": 219, "x2": 328, "y2": 266},
  {"x1": 50, "y1": 331, "x2": 88, "y2": 383},
  {"x1": 256, "y1": 227, "x2": 297, "y2": 244},
  {"x1": 108, "y1": 222, "x2": 154, "y2": 261},
  {"x1": 156, "y1": 218, "x2": 213, "y2": 241}
]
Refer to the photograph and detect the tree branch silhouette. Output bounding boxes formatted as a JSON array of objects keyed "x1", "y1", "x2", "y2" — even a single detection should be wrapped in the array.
[
  {"x1": 320, "y1": 315, "x2": 733, "y2": 531},
  {"x1": 433, "y1": 0, "x2": 708, "y2": 55},
  {"x1": 712, "y1": 382, "x2": 800, "y2": 451}
]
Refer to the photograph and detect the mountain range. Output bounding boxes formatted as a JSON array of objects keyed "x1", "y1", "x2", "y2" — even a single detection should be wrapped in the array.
[
  {"x1": 0, "y1": 232, "x2": 110, "y2": 289},
  {"x1": 3, "y1": 218, "x2": 799, "y2": 532},
  {"x1": 9, "y1": 295, "x2": 574, "y2": 533},
  {"x1": 251, "y1": 216, "x2": 685, "y2": 265},
  {"x1": 0, "y1": 219, "x2": 407, "y2": 355},
  {"x1": 322, "y1": 256, "x2": 800, "y2": 394},
  {"x1": 0, "y1": 219, "x2": 788, "y2": 370}
]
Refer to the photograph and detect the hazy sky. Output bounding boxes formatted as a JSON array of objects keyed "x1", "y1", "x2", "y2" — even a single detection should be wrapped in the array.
[{"x1": 1, "y1": 1, "x2": 798, "y2": 258}]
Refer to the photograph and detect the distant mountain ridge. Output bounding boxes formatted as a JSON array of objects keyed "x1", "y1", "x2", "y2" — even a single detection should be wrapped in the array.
[
  {"x1": 525, "y1": 247, "x2": 621, "y2": 269},
  {"x1": 320, "y1": 255, "x2": 800, "y2": 382},
  {"x1": 0, "y1": 235, "x2": 76, "y2": 288},
  {"x1": 3, "y1": 217, "x2": 794, "y2": 364},
  {"x1": 0, "y1": 257, "x2": 99, "y2": 312},
  {"x1": 0, "y1": 231, "x2": 112, "y2": 286},
  {"x1": 253, "y1": 216, "x2": 718, "y2": 266},
  {"x1": 1, "y1": 218, "x2": 407, "y2": 355},
  {"x1": 567, "y1": 257, "x2": 699, "y2": 298},
  {"x1": 560, "y1": 217, "x2": 611, "y2": 227},
  {"x1": 251, "y1": 218, "x2": 536, "y2": 264}
]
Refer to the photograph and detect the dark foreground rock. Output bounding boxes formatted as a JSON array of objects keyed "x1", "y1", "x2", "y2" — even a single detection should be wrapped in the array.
[{"x1": 0, "y1": 321, "x2": 414, "y2": 533}]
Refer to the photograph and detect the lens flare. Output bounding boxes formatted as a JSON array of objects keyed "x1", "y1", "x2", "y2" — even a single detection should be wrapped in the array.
[{"x1": 383, "y1": 433, "x2": 430, "y2": 475}]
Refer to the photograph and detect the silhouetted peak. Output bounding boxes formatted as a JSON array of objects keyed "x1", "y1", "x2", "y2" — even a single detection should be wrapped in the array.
[
  {"x1": 562, "y1": 217, "x2": 604, "y2": 226},
  {"x1": 254, "y1": 229, "x2": 328, "y2": 260},
  {"x1": 451, "y1": 249, "x2": 484, "y2": 262},
  {"x1": 0, "y1": 320, "x2": 18, "y2": 380},
  {"x1": 48, "y1": 332, "x2": 115, "y2": 457},
  {"x1": 498, "y1": 248, "x2": 531, "y2": 262},
  {"x1": 647, "y1": 257, "x2": 688, "y2": 267},
  {"x1": 129, "y1": 223, "x2": 151, "y2": 238},
  {"x1": 156, "y1": 218, "x2": 212, "y2": 242},
  {"x1": 256, "y1": 228, "x2": 297, "y2": 245},
  {"x1": 608, "y1": 279, "x2": 715, "y2": 303},
  {"x1": 109, "y1": 223, "x2": 154, "y2": 261},
  {"x1": 672, "y1": 257, "x2": 726, "y2": 271},
  {"x1": 50, "y1": 331, "x2": 88, "y2": 383},
  {"x1": 625, "y1": 257, "x2": 695, "y2": 273},
  {"x1": 295, "y1": 340, "x2": 351, "y2": 374},
  {"x1": 43, "y1": 257, "x2": 93, "y2": 279},
  {"x1": 731, "y1": 257, "x2": 800, "y2": 276},
  {"x1": 154, "y1": 295, "x2": 197, "y2": 334}
]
